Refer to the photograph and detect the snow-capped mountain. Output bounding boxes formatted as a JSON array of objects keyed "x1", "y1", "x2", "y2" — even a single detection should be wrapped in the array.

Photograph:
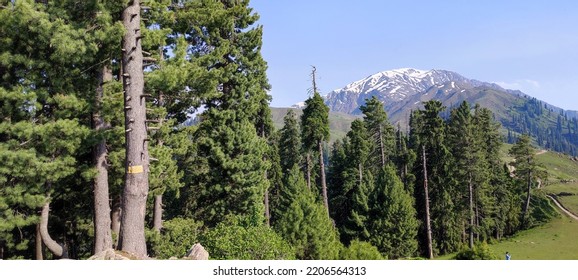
[{"x1": 324, "y1": 68, "x2": 503, "y2": 114}]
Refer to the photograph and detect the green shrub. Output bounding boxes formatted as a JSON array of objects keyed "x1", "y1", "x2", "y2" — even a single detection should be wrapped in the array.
[
  {"x1": 340, "y1": 240, "x2": 385, "y2": 260},
  {"x1": 454, "y1": 242, "x2": 498, "y2": 260},
  {"x1": 148, "y1": 218, "x2": 203, "y2": 259},
  {"x1": 199, "y1": 215, "x2": 295, "y2": 260}
]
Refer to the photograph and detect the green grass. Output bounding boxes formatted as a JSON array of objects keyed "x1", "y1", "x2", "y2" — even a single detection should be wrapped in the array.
[
  {"x1": 544, "y1": 182, "x2": 578, "y2": 214},
  {"x1": 488, "y1": 214, "x2": 578, "y2": 260},
  {"x1": 536, "y1": 151, "x2": 578, "y2": 181}
]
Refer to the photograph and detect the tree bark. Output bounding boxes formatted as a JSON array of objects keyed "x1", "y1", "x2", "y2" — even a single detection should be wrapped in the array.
[
  {"x1": 153, "y1": 195, "x2": 163, "y2": 232},
  {"x1": 40, "y1": 201, "x2": 68, "y2": 259},
  {"x1": 422, "y1": 146, "x2": 433, "y2": 259},
  {"x1": 93, "y1": 65, "x2": 113, "y2": 254},
  {"x1": 35, "y1": 223, "x2": 43, "y2": 260},
  {"x1": 119, "y1": 0, "x2": 149, "y2": 258},
  {"x1": 111, "y1": 197, "x2": 122, "y2": 249},
  {"x1": 319, "y1": 140, "x2": 328, "y2": 214}
]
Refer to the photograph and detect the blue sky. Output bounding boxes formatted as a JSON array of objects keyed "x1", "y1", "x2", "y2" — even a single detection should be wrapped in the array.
[{"x1": 250, "y1": 0, "x2": 578, "y2": 110}]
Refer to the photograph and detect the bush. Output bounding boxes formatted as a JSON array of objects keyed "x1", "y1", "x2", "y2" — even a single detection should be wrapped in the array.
[
  {"x1": 148, "y1": 218, "x2": 203, "y2": 259},
  {"x1": 340, "y1": 240, "x2": 385, "y2": 260},
  {"x1": 454, "y1": 242, "x2": 498, "y2": 260},
  {"x1": 198, "y1": 215, "x2": 295, "y2": 260}
]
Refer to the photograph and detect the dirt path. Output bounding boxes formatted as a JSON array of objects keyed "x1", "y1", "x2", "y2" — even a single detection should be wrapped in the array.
[
  {"x1": 547, "y1": 195, "x2": 578, "y2": 221},
  {"x1": 535, "y1": 149, "x2": 548, "y2": 156}
]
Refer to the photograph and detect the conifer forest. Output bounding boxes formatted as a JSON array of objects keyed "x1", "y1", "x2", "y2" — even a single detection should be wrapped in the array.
[{"x1": 0, "y1": 0, "x2": 561, "y2": 260}]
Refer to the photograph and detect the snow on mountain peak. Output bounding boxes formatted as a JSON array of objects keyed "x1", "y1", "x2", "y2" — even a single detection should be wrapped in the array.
[{"x1": 323, "y1": 68, "x2": 491, "y2": 114}]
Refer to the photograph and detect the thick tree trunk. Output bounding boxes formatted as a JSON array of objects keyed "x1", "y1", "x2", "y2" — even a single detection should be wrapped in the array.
[
  {"x1": 93, "y1": 65, "x2": 113, "y2": 254},
  {"x1": 35, "y1": 223, "x2": 43, "y2": 260},
  {"x1": 153, "y1": 195, "x2": 163, "y2": 232},
  {"x1": 468, "y1": 175, "x2": 474, "y2": 249},
  {"x1": 40, "y1": 201, "x2": 68, "y2": 259},
  {"x1": 422, "y1": 146, "x2": 433, "y2": 259},
  {"x1": 111, "y1": 197, "x2": 122, "y2": 249},
  {"x1": 319, "y1": 140, "x2": 328, "y2": 214},
  {"x1": 119, "y1": 0, "x2": 149, "y2": 258}
]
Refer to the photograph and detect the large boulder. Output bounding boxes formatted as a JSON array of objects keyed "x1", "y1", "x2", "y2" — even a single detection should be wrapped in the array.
[
  {"x1": 88, "y1": 249, "x2": 143, "y2": 260},
  {"x1": 184, "y1": 243, "x2": 209, "y2": 260}
]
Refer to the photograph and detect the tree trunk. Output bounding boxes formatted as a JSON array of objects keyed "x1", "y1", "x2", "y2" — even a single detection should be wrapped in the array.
[
  {"x1": 153, "y1": 195, "x2": 163, "y2": 232},
  {"x1": 262, "y1": 128, "x2": 270, "y2": 227},
  {"x1": 111, "y1": 197, "x2": 122, "y2": 249},
  {"x1": 35, "y1": 223, "x2": 43, "y2": 260},
  {"x1": 93, "y1": 65, "x2": 113, "y2": 254},
  {"x1": 152, "y1": 51, "x2": 166, "y2": 234},
  {"x1": 468, "y1": 174, "x2": 474, "y2": 249},
  {"x1": 422, "y1": 146, "x2": 433, "y2": 259},
  {"x1": 379, "y1": 125, "x2": 386, "y2": 168},
  {"x1": 40, "y1": 201, "x2": 68, "y2": 259},
  {"x1": 119, "y1": 0, "x2": 149, "y2": 258},
  {"x1": 523, "y1": 165, "x2": 532, "y2": 226},
  {"x1": 319, "y1": 140, "x2": 328, "y2": 214},
  {"x1": 264, "y1": 185, "x2": 270, "y2": 227},
  {"x1": 306, "y1": 152, "x2": 311, "y2": 190}
]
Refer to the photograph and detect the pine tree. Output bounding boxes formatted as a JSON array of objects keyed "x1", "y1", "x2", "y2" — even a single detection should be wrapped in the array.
[
  {"x1": 0, "y1": 0, "x2": 107, "y2": 259},
  {"x1": 447, "y1": 101, "x2": 484, "y2": 248},
  {"x1": 369, "y1": 165, "x2": 418, "y2": 259},
  {"x1": 189, "y1": 0, "x2": 272, "y2": 227},
  {"x1": 279, "y1": 110, "x2": 302, "y2": 174},
  {"x1": 410, "y1": 101, "x2": 461, "y2": 256},
  {"x1": 360, "y1": 96, "x2": 395, "y2": 170},
  {"x1": 301, "y1": 83, "x2": 330, "y2": 213},
  {"x1": 275, "y1": 165, "x2": 342, "y2": 260},
  {"x1": 509, "y1": 134, "x2": 538, "y2": 228},
  {"x1": 339, "y1": 120, "x2": 373, "y2": 244}
]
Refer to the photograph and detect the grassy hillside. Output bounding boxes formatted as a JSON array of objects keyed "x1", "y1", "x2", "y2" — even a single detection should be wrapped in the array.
[
  {"x1": 438, "y1": 145, "x2": 578, "y2": 260},
  {"x1": 271, "y1": 107, "x2": 359, "y2": 141}
]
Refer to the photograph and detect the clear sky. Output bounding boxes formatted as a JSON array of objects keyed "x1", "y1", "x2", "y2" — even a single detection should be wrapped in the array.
[{"x1": 250, "y1": 0, "x2": 578, "y2": 110}]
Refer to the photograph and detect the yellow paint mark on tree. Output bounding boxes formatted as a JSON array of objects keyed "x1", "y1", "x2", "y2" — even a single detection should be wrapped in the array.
[{"x1": 127, "y1": 165, "x2": 144, "y2": 174}]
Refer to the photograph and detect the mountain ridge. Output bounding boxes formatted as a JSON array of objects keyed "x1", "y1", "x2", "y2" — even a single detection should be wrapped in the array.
[{"x1": 284, "y1": 68, "x2": 578, "y2": 155}]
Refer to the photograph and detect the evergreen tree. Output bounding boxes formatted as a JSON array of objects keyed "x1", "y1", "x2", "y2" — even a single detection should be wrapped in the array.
[
  {"x1": 447, "y1": 101, "x2": 484, "y2": 248},
  {"x1": 339, "y1": 120, "x2": 373, "y2": 244},
  {"x1": 301, "y1": 89, "x2": 330, "y2": 212},
  {"x1": 359, "y1": 96, "x2": 395, "y2": 170},
  {"x1": 327, "y1": 139, "x2": 347, "y2": 224},
  {"x1": 265, "y1": 131, "x2": 284, "y2": 227},
  {"x1": 275, "y1": 165, "x2": 342, "y2": 260},
  {"x1": 369, "y1": 165, "x2": 418, "y2": 259},
  {"x1": 187, "y1": 0, "x2": 272, "y2": 227},
  {"x1": 279, "y1": 110, "x2": 302, "y2": 174},
  {"x1": 509, "y1": 134, "x2": 539, "y2": 227},
  {"x1": 0, "y1": 0, "x2": 108, "y2": 259},
  {"x1": 410, "y1": 101, "x2": 461, "y2": 256},
  {"x1": 394, "y1": 124, "x2": 416, "y2": 193}
]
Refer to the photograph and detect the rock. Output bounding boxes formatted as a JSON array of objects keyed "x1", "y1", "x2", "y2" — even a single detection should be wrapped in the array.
[
  {"x1": 88, "y1": 249, "x2": 143, "y2": 260},
  {"x1": 185, "y1": 243, "x2": 209, "y2": 260}
]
